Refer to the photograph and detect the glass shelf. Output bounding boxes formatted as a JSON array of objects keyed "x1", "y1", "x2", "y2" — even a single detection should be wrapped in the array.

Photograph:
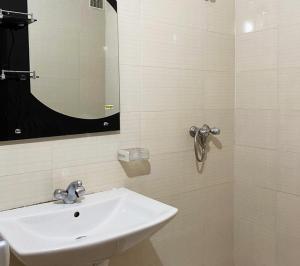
[
  {"x1": 0, "y1": 9, "x2": 36, "y2": 29},
  {"x1": 0, "y1": 70, "x2": 39, "y2": 81}
]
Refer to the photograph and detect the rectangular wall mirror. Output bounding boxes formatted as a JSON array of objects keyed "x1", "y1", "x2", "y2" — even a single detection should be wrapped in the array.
[{"x1": 0, "y1": 0, "x2": 120, "y2": 141}]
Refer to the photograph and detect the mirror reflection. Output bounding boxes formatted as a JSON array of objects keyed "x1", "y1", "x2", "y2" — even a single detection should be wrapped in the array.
[{"x1": 28, "y1": 0, "x2": 119, "y2": 119}]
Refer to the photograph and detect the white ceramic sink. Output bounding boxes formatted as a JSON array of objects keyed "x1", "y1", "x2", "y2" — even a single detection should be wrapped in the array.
[{"x1": 0, "y1": 188, "x2": 177, "y2": 266}]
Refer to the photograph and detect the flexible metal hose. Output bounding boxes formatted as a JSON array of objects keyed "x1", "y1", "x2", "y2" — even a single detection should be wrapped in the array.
[{"x1": 194, "y1": 128, "x2": 206, "y2": 162}]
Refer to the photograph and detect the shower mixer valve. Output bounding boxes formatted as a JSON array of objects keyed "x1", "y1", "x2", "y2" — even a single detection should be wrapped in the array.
[{"x1": 189, "y1": 124, "x2": 221, "y2": 163}]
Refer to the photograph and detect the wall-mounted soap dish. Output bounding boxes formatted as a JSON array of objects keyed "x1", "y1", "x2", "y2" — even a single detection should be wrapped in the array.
[{"x1": 118, "y1": 148, "x2": 150, "y2": 162}]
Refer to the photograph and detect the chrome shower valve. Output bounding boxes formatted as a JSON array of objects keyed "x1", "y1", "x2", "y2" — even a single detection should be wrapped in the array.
[{"x1": 189, "y1": 124, "x2": 221, "y2": 163}]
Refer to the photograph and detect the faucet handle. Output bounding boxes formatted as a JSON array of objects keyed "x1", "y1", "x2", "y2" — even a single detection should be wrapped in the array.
[
  {"x1": 53, "y1": 189, "x2": 67, "y2": 200},
  {"x1": 210, "y1": 127, "x2": 221, "y2": 135},
  {"x1": 70, "y1": 180, "x2": 83, "y2": 187}
]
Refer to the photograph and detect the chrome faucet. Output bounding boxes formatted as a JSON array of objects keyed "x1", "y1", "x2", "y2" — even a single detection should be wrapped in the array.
[
  {"x1": 190, "y1": 124, "x2": 221, "y2": 162},
  {"x1": 53, "y1": 180, "x2": 86, "y2": 204}
]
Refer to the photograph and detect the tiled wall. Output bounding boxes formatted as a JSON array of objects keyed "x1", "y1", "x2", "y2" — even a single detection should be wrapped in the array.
[
  {"x1": 0, "y1": 0, "x2": 235, "y2": 265},
  {"x1": 235, "y1": 0, "x2": 300, "y2": 265}
]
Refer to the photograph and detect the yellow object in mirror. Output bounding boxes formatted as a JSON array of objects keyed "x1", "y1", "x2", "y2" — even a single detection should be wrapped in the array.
[{"x1": 104, "y1": 105, "x2": 114, "y2": 110}]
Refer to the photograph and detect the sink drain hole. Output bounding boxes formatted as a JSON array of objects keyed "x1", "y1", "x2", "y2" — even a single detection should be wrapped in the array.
[{"x1": 74, "y1": 211, "x2": 80, "y2": 218}]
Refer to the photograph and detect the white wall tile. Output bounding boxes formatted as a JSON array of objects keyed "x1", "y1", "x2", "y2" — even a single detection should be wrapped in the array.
[
  {"x1": 118, "y1": 2, "x2": 141, "y2": 66},
  {"x1": 279, "y1": 110, "x2": 300, "y2": 153},
  {"x1": 277, "y1": 192, "x2": 300, "y2": 238},
  {"x1": 235, "y1": 109, "x2": 278, "y2": 149},
  {"x1": 120, "y1": 65, "x2": 141, "y2": 112},
  {"x1": 279, "y1": 24, "x2": 300, "y2": 68},
  {"x1": 278, "y1": 151, "x2": 300, "y2": 196},
  {"x1": 234, "y1": 219, "x2": 276, "y2": 266},
  {"x1": 236, "y1": 70, "x2": 278, "y2": 109},
  {"x1": 278, "y1": 0, "x2": 300, "y2": 26},
  {"x1": 0, "y1": 171, "x2": 53, "y2": 211},
  {"x1": 236, "y1": 0, "x2": 278, "y2": 34},
  {"x1": 235, "y1": 181, "x2": 277, "y2": 229},
  {"x1": 279, "y1": 67, "x2": 300, "y2": 110},
  {"x1": 203, "y1": 71, "x2": 235, "y2": 110},
  {"x1": 141, "y1": 67, "x2": 203, "y2": 112},
  {"x1": 234, "y1": 146, "x2": 278, "y2": 190},
  {"x1": 237, "y1": 29, "x2": 277, "y2": 71},
  {"x1": 0, "y1": 143, "x2": 52, "y2": 177}
]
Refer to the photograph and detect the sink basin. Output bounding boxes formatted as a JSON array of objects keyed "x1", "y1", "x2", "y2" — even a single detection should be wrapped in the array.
[{"x1": 0, "y1": 188, "x2": 177, "y2": 266}]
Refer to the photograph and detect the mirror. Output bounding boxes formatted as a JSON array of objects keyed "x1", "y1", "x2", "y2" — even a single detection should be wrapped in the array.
[
  {"x1": 28, "y1": 0, "x2": 119, "y2": 119},
  {"x1": 0, "y1": 0, "x2": 120, "y2": 141}
]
